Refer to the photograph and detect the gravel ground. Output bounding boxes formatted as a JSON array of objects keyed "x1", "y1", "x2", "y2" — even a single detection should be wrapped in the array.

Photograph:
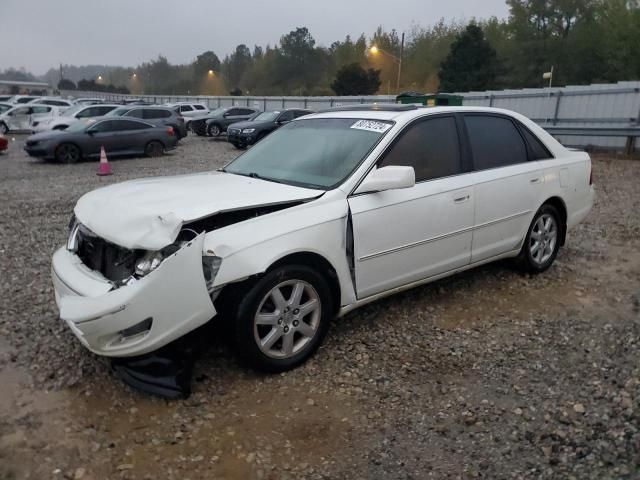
[{"x1": 0, "y1": 134, "x2": 639, "y2": 480}]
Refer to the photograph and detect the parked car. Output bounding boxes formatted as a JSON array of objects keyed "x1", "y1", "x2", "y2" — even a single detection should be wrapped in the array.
[
  {"x1": 74, "y1": 98, "x2": 105, "y2": 106},
  {"x1": 107, "y1": 106, "x2": 187, "y2": 139},
  {"x1": 33, "y1": 104, "x2": 121, "y2": 132},
  {"x1": 0, "y1": 104, "x2": 62, "y2": 134},
  {"x1": 0, "y1": 136, "x2": 8, "y2": 153},
  {"x1": 166, "y1": 102, "x2": 209, "y2": 129},
  {"x1": 190, "y1": 106, "x2": 259, "y2": 137},
  {"x1": 25, "y1": 117, "x2": 178, "y2": 163},
  {"x1": 0, "y1": 95, "x2": 13, "y2": 102},
  {"x1": 50, "y1": 105, "x2": 594, "y2": 396},
  {"x1": 31, "y1": 97, "x2": 75, "y2": 111},
  {"x1": 227, "y1": 108, "x2": 313, "y2": 149},
  {"x1": 7, "y1": 95, "x2": 41, "y2": 104}
]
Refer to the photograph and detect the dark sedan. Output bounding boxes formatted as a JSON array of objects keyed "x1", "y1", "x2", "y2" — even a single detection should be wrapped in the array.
[
  {"x1": 24, "y1": 118, "x2": 178, "y2": 163},
  {"x1": 227, "y1": 108, "x2": 313, "y2": 149},
  {"x1": 190, "y1": 106, "x2": 259, "y2": 137}
]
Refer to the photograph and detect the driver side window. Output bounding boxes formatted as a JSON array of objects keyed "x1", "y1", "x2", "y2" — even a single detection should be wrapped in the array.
[{"x1": 379, "y1": 116, "x2": 463, "y2": 183}]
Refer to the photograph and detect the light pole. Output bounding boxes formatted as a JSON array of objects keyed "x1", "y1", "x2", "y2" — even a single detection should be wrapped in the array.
[{"x1": 368, "y1": 32, "x2": 404, "y2": 93}]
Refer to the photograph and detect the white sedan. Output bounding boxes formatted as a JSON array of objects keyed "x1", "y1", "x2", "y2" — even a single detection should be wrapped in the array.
[{"x1": 52, "y1": 105, "x2": 594, "y2": 374}]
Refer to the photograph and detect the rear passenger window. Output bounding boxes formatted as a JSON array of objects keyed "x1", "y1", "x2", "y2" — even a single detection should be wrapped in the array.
[
  {"x1": 194, "y1": 105, "x2": 206, "y2": 110},
  {"x1": 520, "y1": 126, "x2": 553, "y2": 160},
  {"x1": 125, "y1": 109, "x2": 144, "y2": 119},
  {"x1": 180, "y1": 105, "x2": 193, "y2": 112},
  {"x1": 464, "y1": 115, "x2": 528, "y2": 169},
  {"x1": 379, "y1": 116, "x2": 462, "y2": 182},
  {"x1": 143, "y1": 109, "x2": 170, "y2": 119}
]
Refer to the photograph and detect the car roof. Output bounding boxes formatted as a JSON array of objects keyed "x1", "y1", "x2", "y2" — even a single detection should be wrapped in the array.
[{"x1": 309, "y1": 105, "x2": 529, "y2": 121}]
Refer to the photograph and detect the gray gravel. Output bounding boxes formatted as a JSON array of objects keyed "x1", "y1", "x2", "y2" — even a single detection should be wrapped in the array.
[{"x1": 0, "y1": 135, "x2": 639, "y2": 480}]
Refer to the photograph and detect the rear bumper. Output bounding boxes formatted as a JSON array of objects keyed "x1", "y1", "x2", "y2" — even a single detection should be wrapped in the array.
[{"x1": 51, "y1": 234, "x2": 216, "y2": 357}]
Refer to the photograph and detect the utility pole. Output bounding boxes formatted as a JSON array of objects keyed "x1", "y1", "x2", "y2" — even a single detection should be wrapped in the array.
[{"x1": 396, "y1": 32, "x2": 404, "y2": 93}]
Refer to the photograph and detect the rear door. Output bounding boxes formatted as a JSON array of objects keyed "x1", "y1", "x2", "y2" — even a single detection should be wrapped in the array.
[
  {"x1": 109, "y1": 119, "x2": 154, "y2": 154},
  {"x1": 348, "y1": 115, "x2": 474, "y2": 298},
  {"x1": 464, "y1": 114, "x2": 545, "y2": 262}
]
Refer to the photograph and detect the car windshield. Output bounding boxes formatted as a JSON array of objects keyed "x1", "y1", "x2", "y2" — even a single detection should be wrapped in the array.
[
  {"x1": 253, "y1": 111, "x2": 280, "y2": 122},
  {"x1": 224, "y1": 118, "x2": 393, "y2": 190},
  {"x1": 66, "y1": 119, "x2": 97, "y2": 133},
  {"x1": 107, "y1": 107, "x2": 129, "y2": 116}
]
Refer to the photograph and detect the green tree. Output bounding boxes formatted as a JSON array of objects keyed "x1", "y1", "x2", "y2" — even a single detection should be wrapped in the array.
[
  {"x1": 331, "y1": 63, "x2": 381, "y2": 95},
  {"x1": 222, "y1": 44, "x2": 253, "y2": 92},
  {"x1": 438, "y1": 23, "x2": 500, "y2": 92},
  {"x1": 193, "y1": 51, "x2": 221, "y2": 77}
]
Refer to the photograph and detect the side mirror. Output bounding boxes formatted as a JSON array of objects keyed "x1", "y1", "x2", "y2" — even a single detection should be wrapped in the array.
[
  {"x1": 355, "y1": 166, "x2": 415, "y2": 194},
  {"x1": 86, "y1": 129, "x2": 96, "y2": 135}
]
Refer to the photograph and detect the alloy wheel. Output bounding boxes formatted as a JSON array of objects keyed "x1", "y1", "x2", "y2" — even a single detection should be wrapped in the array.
[
  {"x1": 529, "y1": 213, "x2": 558, "y2": 265},
  {"x1": 253, "y1": 280, "x2": 321, "y2": 359}
]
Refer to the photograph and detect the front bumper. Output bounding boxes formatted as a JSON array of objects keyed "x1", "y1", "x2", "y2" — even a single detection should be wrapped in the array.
[
  {"x1": 51, "y1": 234, "x2": 216, "y2": 357},
  {"x1": 24, "y1": 146, "x2": 52, "y2": 159},
  {"x1": 227, "y1": 130, "x2": 257, "y2": 145}
]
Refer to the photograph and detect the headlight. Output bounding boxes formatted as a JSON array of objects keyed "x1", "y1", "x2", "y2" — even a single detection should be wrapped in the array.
[
  {"x1": 242, "y1": 128, "x2": 255, "y2": 134},
  {"x1": 202, "y1": 255, "x2": 222, "y2": 292},
  {"x1": 135, "y1": 251, "x2": 165, "y2": 276}
]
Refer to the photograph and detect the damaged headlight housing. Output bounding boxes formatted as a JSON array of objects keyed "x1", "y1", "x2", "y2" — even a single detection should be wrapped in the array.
[
  {"x1": 135, "y1": 251, "x2": 166, "y2": 276},
  {"x1": 202, "y1": 254, "x2": 222, "y2": 292}
]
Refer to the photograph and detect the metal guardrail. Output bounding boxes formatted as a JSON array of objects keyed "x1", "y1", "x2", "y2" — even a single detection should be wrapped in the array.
[{"x1": 544, "y1": 126, "x2": 640, "y2": 154}]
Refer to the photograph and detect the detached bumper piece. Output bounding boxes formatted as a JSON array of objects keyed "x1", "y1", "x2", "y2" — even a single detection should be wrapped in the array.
[{"x1": 111, "y1": 348, "x2": 196, "y2": 399}]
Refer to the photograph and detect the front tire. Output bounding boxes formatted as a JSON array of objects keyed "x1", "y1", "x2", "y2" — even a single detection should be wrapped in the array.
[
  {"x1": 0, "y1": 122, "x2": 8, "y2": 135},
  {"x1": 55, "y1": 143, "x2": 81, "y2": 164},
  {"x1": 229, "y1": 265, "x2": 333, "y2": 373},
  {"x1": 516, "y1": 204, "x2": 561, "y2": 273},
  {"x1": 207, "y1": 123, "x2": 221, "y2": 137}
]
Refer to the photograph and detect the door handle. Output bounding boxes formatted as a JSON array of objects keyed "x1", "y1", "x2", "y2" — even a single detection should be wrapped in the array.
[
  {"x1": 453, "y1": 194, "x2": 470, "y2": 203},
  {"x1": 529, "y1": 177, "x2": 542, "y2": 184}
]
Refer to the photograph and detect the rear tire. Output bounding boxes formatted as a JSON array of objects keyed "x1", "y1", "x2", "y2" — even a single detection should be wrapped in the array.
[
  {"x1": 207, "y1": 123, "x2": 221, "y2": 137},
  {"x1": 515, "y1": 204, "x2": 561, "y2": 274},
  {"x1": 145, "y1": 140, "x2": 164, "y2": 157},
  {"x1": 227, "y1": 265, "x2": 333, "y2": 373},
  {"x1": 55, "y1": 143, "x2": 81, "y2": 164}
]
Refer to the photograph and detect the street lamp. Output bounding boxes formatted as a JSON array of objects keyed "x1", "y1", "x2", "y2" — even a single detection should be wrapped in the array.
[
  {"x1": 132, "y1": 72, "x2": 137, "y2": 79},
  {"x1": 367, "y1": 33, "x2": 405, "y2": 93},
  {"x1": 97, "y1": 75, "x2": 103, "y2": 81},
  {"x1": 208, "y1": 69, "x2": 214, "y2": 76}
]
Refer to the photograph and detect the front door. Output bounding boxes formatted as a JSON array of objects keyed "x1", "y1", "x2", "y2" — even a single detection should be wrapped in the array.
[
  {"x1": 348, "y1": 115, "x2": 474, "y2": 299},
  {"x1": 7, "y1": 106, "x2": 31, "y2": 130}
]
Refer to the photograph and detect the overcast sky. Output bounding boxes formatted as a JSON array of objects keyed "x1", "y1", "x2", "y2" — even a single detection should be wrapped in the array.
[{"x1": 2, "y1": 0, "x2": 509, "y2": 74}]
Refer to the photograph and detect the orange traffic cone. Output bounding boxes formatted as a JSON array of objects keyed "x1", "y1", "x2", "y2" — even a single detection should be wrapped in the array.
[{"x1": 97, "y1": 146, "x2": 112, "y2": 176}]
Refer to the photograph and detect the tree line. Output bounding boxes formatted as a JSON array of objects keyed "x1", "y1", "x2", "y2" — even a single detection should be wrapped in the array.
[{"x1": 7, "y1": 0, "x2": 639, "y2": 96}]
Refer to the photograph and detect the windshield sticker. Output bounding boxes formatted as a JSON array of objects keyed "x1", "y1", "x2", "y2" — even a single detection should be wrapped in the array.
[{"x1": 350, "y1": 120, "x2": 392, "y2": 133}]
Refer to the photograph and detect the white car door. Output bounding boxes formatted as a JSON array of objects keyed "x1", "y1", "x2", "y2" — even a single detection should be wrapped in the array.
[
  {"x1": 463, "y1": 114, "x2": 546, "y2": 263},
  {"x1": 348, "y1": 115, "x2": 474, "y2": 299},
  {"x1": 30, "y1": 106, "x2": 56, "y2": 129},
  {"x1": 7, "y1": 106, "x2": 32, "y2": 130}
]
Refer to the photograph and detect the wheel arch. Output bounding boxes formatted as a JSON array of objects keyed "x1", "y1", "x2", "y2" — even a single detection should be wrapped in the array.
[
  {"x1": 540, "y1": 196, "x2": 568, "y2": 246},
  {"x1": 268, "y1": 251, "x2": 341, "y2": 314}
]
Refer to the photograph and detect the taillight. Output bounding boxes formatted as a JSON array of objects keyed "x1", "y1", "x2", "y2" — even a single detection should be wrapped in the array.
[{"x1": 167, "y1": 127, "x2": 175, "y2": 136}]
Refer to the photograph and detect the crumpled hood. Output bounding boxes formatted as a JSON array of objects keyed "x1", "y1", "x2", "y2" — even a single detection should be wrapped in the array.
[{"x1": 74, "y1": 171, "x2": 322, "y2": 250}]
